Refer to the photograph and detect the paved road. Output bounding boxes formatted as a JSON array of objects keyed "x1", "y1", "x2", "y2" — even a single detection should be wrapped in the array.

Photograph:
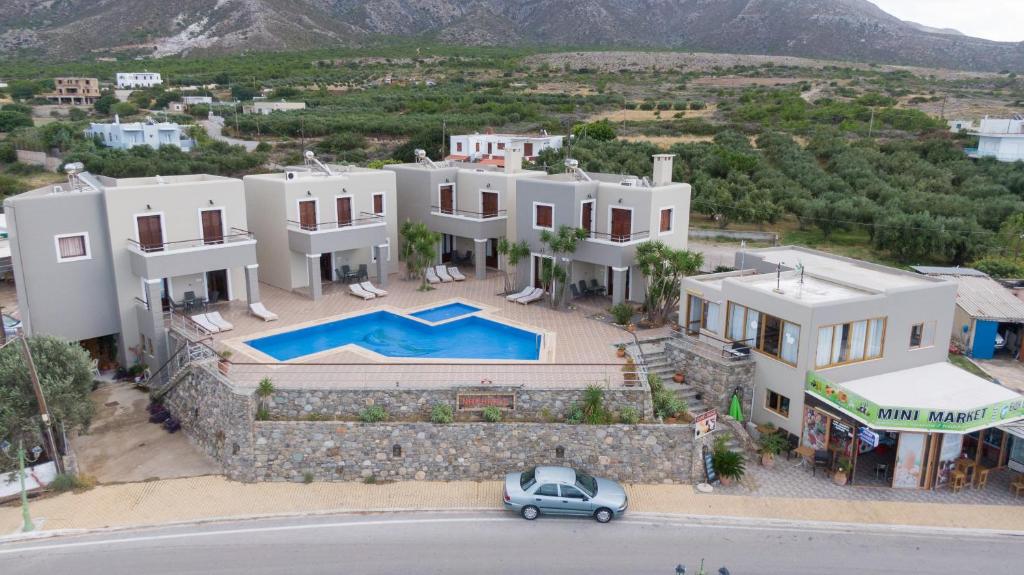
[
  {"x1": 201, "y1": 116, "x2": 261, "y2": 152},
  {"x1": 1, "y1": 512, "x2": 1019, "y2": 574}
]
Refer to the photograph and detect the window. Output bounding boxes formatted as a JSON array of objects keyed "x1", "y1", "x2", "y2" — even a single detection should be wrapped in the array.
[
  {"x1": 560, "y1": 486, "x2": 585, "y2": 499},
  {"x1": 536, "y1": 484, "x2": 559, "y2": 497},
  {"x1": 909, "y1": 321, "x2": 935, "y2": 349},
  {"x1": 456, "y1": 142, "x2": 463, "y2": 152},
  {"x1": 55, "y1": 233, "x2": 90, "y2": 262},
  {"x1": 726, "y1": 302, "x2": 800, "y2": 365},
  {"x1": 533, "y1": 202, "x2": 553, "y2": 230},
  {"x1": 815, "y1": 318, "x2": 886, "y2": 368},
  {"x1": 686, "y1": 295, "x2": 720, "y2": 334},
  {"x1": 372, "y1": 192, "x2": 385, "y2": 216},
  {"x1": 766, "y1": 390, "x2": 790, "y2": 418},
  {"x1": 497, "y1": 142, "x2": 506, "y2": 150},
  {"x1": 659, "y1": 208, "x2": 674, "y2": 233}
]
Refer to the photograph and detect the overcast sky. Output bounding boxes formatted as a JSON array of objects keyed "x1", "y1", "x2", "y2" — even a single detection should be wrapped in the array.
[{"x1": 868, "y1": 0, "x2": 1024, "y2": 42}]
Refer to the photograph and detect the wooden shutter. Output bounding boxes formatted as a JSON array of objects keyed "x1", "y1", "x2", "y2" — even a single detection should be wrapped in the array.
[
  {"x1": 440, "y1": 185, "x2": 454, "y2": 214},
  {"x1": 137, "y1": 215, "x2": 163, "y2": 251},
  {"x1": 201, "y1": 209, "x2": 224, "y2": 244},
  {"x1": 299, "y1": 200, "x2": 317, "y2": 230},
  {"x1": 660, "y1": 208, "x2": 672, "y2": 232},
  {"x1": 337, "y1": 197, "x2": 353, "y2": 226},
  {"x1": 536, "y1": 205, "x2": 552, "y2": 228},
  {"x1": 581, "y1": 202, "x2": 593, "y2": 234},
  {"x1": 611, "y1": 208, "x2": 631, "y2": 242},
  {"x1": 373, "y1": 193, "x2": 384, "y2": 215},
  {"x1": 481, "y1": 191, "x2": 498, "y2": 218}
]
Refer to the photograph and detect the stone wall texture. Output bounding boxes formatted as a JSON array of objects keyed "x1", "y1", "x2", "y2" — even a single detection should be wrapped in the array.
[
  {"x1": 252, "y1": 421, "x2": 694, "y2": 484},
  {"x1": 665, "y1": 338, "x2": 756, "y2": 416},
  {"x1": 268, "y1": 385, "x2": 653, "y2": 423}
]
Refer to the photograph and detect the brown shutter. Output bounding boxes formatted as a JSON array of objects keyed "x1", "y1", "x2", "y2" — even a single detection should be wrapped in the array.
[
  {"x1": 337, "y1": 197, "x2": 353, "y2": 226},
  {"x1": 660, "y1": 208, "x2": 672, "y2": 232},
  {"x1": 298, "y1": 200, "x2": 317, "y2": 230},
  {"x1": 536, "y1": 205, "x2": 552, "y2": 228},
  {"x1": 137, "y1": 215, "x2": 163, "y2": 252},
  {"x1": 373, "y1": 194, "x2": 384, "y2": 215},
  {"x1": 201, "y1": 209, "x2": 224, "y2": 244}
]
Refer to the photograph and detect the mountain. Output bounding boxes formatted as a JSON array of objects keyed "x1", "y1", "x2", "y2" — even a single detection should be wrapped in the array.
[{"x1": 1, "y1": 0, "x2": 1021, "y2": 72}]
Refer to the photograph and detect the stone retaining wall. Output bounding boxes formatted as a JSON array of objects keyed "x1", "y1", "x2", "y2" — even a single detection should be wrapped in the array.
[{"x1": 665, "y1": 338, "x2": 756, "y2": 416}]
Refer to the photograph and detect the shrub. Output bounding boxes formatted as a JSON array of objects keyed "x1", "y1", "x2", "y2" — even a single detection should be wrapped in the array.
[
  {"x1": 48, "y1": 473, "x2": 96, "y2": 493},
  {"x1": 654, "y1": 390, "x2": 687, "y2": 420},
  {"x1": 565, "y1": 403, "x2": 584, "y2": 424},
  {"x1": 619, "y1": 406, "x2": 640, "y2": 424},
  {"x1": 359, "y1": 405, "x2": 388, "y2": 423},
  {"x1": 482, "y1": 406, "x2": 502, "y2": 422},
  {"x1": 430, "y1": 403, "x2": 454, "y2": 424},
  {"x1": 303, "y1": 471, "x2": 314, "y2": 484},
  {"x1": 712, "y1": 449, "x2": 746, "y2": 482},
  {"x1": 582, "y1": 385, "x2": 613, "y2": 424},
  {"x1": 609, "y1": 303, "x2": 633, "y2": 326},
  {"x1": 689, "y1": 100, "x2": 707, "y2": 110},
  {"x1": 758, "y1": 431, "x2": 789, "y2": 456},
  {"x1": 0, "y1": 142, "x2": 15, "y2": 163},
  {"x1": 255, "y1": 407, "x2": 270, "y2": 421}
]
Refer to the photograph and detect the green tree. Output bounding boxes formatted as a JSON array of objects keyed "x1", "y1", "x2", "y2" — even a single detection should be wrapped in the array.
[
  {"x1": 537, "y1": 225, "x2": 587, "y2": 308},
  {"x1": 8, "y1": 80, "x2": 39, "y2": 101},
  {"x1": 0, "y1": 336, "x2": 95, "y2": 464},
  {"x1": 399, "y1": 220, "x2": 441, "y2": 290},
  {"x1": 571, "y1": 119, "x2": 616, "y2": 142},
  {"x1": 496, "y1": 238, "x2": 531, "y2": 295},
  {"x1": 0, "y1": 110, "x2": 32, "y2": 132},
  {"x1": 635, "y1": 241, "x2": 704, "y2": 326},
  {"x1": 93, "y1": 94, "x2": 117, "y2": 115},
  {"x1": 230, "y1": 84, "x2": 259, "y2": 102},
  {"x1": 110, "y1": 102, "x2": 139, "y2": 117}
]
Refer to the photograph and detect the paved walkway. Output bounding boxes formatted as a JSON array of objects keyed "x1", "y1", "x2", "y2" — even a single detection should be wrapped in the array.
[
  {"x1": 975, "y1": 357, "x2": 1024, "y2": 393},
  {"x1": 3, "y1": 475, "x2": 1022, "y2": 535}
]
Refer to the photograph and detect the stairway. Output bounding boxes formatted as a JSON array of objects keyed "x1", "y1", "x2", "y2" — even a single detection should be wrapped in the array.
[{"x1": 638, "y1": 338, "x2": 708, "y2": 415}]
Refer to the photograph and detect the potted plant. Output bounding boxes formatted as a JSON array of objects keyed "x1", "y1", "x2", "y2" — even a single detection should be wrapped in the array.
[
  {"x1": 218, "y1": 350, "x2": 233, "y2": 375},
  {"x1": 833, "y1": 457, "x2": 851, "y2": 486},
  {"x1": 616, "y1": 344, "x2": 627, "y2": 358},
  {"x1": 758, "y1": 432, "x2": 789, "y2": 468},
  {"x1": 712, "y1": 448, "x2": 746, "y2": 486},
  {"x1": 672, "y1": 370, "x2": 685, "y2": 384}
]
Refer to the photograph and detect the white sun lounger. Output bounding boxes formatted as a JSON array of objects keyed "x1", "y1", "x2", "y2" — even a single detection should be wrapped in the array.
[
  {"x1": 448, "y1": 267, "x2": 466, "y2": 281},
  {"x1": 516, "y1": 287, "x2": 545, "y2": 305},
  {"x1": 436, "y1": 265, "x2": 454, "y2": 282},
  {"x1": 249, "y1": 302, "x2": 278, "y2": 322},
  {"x1": 349, "y1": 284, "x2": 376, "y2": 300},
  {"x1": 190, "y1": 314, "x2": 221, "y2": 333},
  {"x1": 360, "y1": 281, "x2": 388, "y2": 296},
  {"x1": 425, "y1": 267, "x2": 441, "y2": 284},
  {"x1": 505, "y1": 286, "x2": 534, "y2": 302},
  {"x1": 206, "y1": 311, "x2": 234, "y2": 332}
]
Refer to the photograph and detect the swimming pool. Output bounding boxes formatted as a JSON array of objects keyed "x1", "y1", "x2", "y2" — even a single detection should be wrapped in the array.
[
  {"x1": 245, "y1": 310, "x2": 542, "y2": 361},
  {"x1": 409, "y1": 302, "x2": 481, "y2": 323}
]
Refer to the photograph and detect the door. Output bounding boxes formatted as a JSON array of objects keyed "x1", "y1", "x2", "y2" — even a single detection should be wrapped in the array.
[
  {"x1": 523, "y1": 142, "x2": 534, "y2": 157},
  {"x1": 534, "y1": 256, "x2": 544, "y2": 289},
  {"x1": 200, "y1": 209, "x2": 224, "y2": 245},
  {"x1": 487, "y1": 142, "x2": 493, "y2": 156},
  {"x1": 610, "y1": 207, "x2": 632, "y2": 243},
  {"x1": 481, "y1": 191, "x2": 499, "y2": 219},
  {"x1": 337, "y1": 196, "x2": 353, "y2": 227},
  {"x1": 298, "y1": 200, "x2": 317, "y2": 231},
  {"x1": 486, "y1": 238, "x2": 498, "y2": 269},
  {"x1": 319, "y1": 253, "x2": 333, "y2": 283},
  {"x1": 160, "y1": 278, "x2": 171, "y2": 312},
  {"x1": 441, "y1": 234, "x2": 454, "y2": 263},
  {"x1": 206, "y1": 269, "x2": 228, "y2": 303},
  {"x1": 581, "y1": 201, "x2": 594, "y2": 237},
  {"x1": 136, "y1": 215, "x2": 163, "y2": 252},
  {"x1": 972, "y1": 320, "x2": 999, "y2": 359},
  {"x1": 440, "y1": 185, "x2": 455, "y2": 215},
  {"x1": 531, "y1": 483, "x2": 563, "y2": 515},
  {"x1": 557, "y1": 485, "x2": 594, "y2": 516}
]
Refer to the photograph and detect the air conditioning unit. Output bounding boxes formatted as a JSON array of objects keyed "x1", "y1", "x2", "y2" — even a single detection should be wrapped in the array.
[{"x1": 285, "y1": 171, "x2": 299, "y2": 181}]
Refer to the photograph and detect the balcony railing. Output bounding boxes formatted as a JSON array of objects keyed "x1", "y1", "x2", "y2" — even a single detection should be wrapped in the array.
[
  {"x1": 287, "y1": 212, "x2": 385, "y2": 232},
  {"x1": 127, "y1": 227, "x2": 254, "y2": 253},
  {"x1": 430, "y1": 206, "x2": 507, "y2": 220},
  {"x1": 670, "y1": 328, "x2": 754, "y2": 363},
  {"x1": 584, "y1": 229, "x2": 650, "y2": 244}
]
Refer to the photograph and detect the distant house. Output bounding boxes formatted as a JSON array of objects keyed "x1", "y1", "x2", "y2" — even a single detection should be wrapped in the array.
[
  {"x1": 116, "y1": 72, "x2": 162, "y2": 89},
  {"x1": 85, "y1": 117, "x2": 193, "y2": 152},
  {"x1": 968, "y1": 116, "x2": 1024, "y2": 162},
  {"x1": 167, "y1": 101, "x2": 186, "y2": 113},
  {"x1": 45, "y1": 77, "x2": 101, "y2": 106},
  {"x1": 448, "y1": 133, "x2": 563, "y2": 164},
  {"x1": 182, "y1": 96, "x2": 213, "y2": 106},
  {"x1": 243, "y1": 100, "x2": 306, "y2": 115},
  {"x1": 947, "y1": 119, "x2": 975, "y2": 133}
]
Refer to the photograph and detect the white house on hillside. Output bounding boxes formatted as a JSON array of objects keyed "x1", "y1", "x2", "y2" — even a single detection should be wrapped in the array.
[
  {"x1": 970, "y1": 116, "x2": 1024, "y2": 162},
  {"x1": 448, "y1": 133, "x2": 563, "y2": 164},
  {"x1": 116, "y1": 72, "x2": 163, "y2": 89},
  {"x1": 86, "y1": 117, "x2": 193, "y2": 152}
]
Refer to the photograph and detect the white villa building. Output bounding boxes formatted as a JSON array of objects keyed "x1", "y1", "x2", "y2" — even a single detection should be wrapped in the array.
[
  {"x1": 969, "y1": 116, "x2": 1024, "y2": 162},
  {"x1": 85, "y1": 117, "x2": 193, "y2": 152},
  {"x1": 448, "y1": 133, "x2": 563, "y2": 164},
  {"x1": 116, "y1": 72, "x2": 163, "y2": 89}
]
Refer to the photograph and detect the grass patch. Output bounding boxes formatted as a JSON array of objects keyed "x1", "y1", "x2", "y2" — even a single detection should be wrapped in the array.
[{"x1": 948, "y1": 354, "x2": 993, "y2": 381}]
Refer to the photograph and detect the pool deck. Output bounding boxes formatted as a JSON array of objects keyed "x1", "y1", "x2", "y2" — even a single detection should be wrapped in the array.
[{"x1": 202, "y1": 271, "x2": 654, "y2": 390}]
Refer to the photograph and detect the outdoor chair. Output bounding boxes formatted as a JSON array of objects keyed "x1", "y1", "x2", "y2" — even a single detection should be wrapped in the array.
[
  {"x1": 463, "y1": 250, "x2": 473, "y2": 264},
  {"x1": 1011, "y1": 474, "x2": 1024, "y2": 498},
  {"x1": 357, "y1": 264, "x2": 369, "y2": 282},
  {"x1": 339, "y1": 265, "x2": 358, "y2": 284},
  {"x1": 570, "y1": 283, "x2": 583, "y2": 300},
  {"x1": 205, "y1": 311, "x2": 234, "y2": 332},
  {"x1": 516, "y1": 287, "x2": 545, "y2": 305},
  {"x1": 589, "y1": 279, "x2": 606, "y2": 296},
  {"x1": 207, "y1": 290, "x2": 220, "y2": 306},
  {"x1": 784, "y1": 433, "x2": 801, "y2": 460},
  {"x1": 811, "y1": 450, "x2": 831, "y2": 477},
  {"x1": 578, "y1": 280, "x2": 594, "y2": 296},
  {"x1": 183, "y1": 291, "x2": 198, "y2": 313},
  {"x1": 436, "y1": 265, "x2": 454, "y2": 282},
  {"x1": 425, "y1": 267, "x2": 442, "y2": 284},
  {"x1": 249, "y1": 302, "x2": 278, "y2": 322},
  {"x1": 448, "y1": 267, "x2": 466, "y2": 281}
]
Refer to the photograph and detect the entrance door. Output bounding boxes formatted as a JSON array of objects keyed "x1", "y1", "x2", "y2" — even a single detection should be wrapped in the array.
[
  {"x1": 206, "y1": 269, "x2": 228, "y2": 303},
  {"x1": 581, "y1": 201, "x2": 594, "y2": 237},
  {"x1": 439, "y1": 185, "x2": 455, "y2": 215},
  {"x1": 298, "y1": 200, "x2": 317, "y2": 231},
  {"x1": 441, "y1": 234, "x2": 454, "y2": 263},
  {"x1": 607, "y1": 267, "x2": 631, "y2": 301},
  {"x1": 523, "y1": 142, "x2": 534, "y2": 157},
  {"x1": 486, "y1": 238, "x2": 498, "y2": 269},
  {"x1": 337, "y1": 196, "x2": 353, "y2": 227},
  {"x1": 487, "y1": 142, "x2": 493, "y2": 156},
  {"x1": 200, "y1": 209, "x2": 224, "y2": 245},
  {"x1": 160, "y1": 278, "x2": 171, "y2": 311},
  {"x1": 481, "y1": 191, "x2": 499, "y2": 219},
  {"x1": 136, "y1": 215, "x2": 163, "y2": 252},
  {"x1": 610, "y1": 208, "x2": 632, "y2": 243},
  {"x1": 533, "y1": 255, "x2": 548, "y2": 289},
  {"x1": 319, "y1": 253, "x2": 333, "y2": 283}
]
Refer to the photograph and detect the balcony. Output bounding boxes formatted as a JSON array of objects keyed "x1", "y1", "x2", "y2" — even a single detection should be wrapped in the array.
[
  {"x1": 574, "y1": 230, "x2": 650, "y2": 268},
  {"x1": 127, "y1": 228, "x2": 257, "y2": 279},
  {"x1": 428, "y1": 205, "x2": 508, "y2": 239},
  {"x1": 287, "y1": 213, "x2": 388, "y2": 255}
]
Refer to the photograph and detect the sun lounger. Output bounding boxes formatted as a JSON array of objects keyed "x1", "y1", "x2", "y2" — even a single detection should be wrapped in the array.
[
  {"x1": 425, "y1": 267, "x2": 441, "y2": 284},
  {"x1": 448, "y1": 267, "x2": 466, "y2": 281},
  {"x1": 436, "y1": 265, "x2": 454, "y2": 282},
  {"x1": 349, "y1": 284, "x2": 376, "y2": 300},
  {"x1": 516, "y1": 287, "x2": 545, "y2": 305},
  {"x1": 505, "y1": 286, "x2": 534, "y2": 302},
  {"x1": 249, "y1": 302, "x2": 278, "y2": 322},
  {"x1": 360, "y1": 281, "x2": 388, "y2": 296},
  {"x1": 190, "y1": 314, "x2": 221, "y2": 333},
  {"x1": 205, "y1": 311, "x2": 234, "y2": 332}
]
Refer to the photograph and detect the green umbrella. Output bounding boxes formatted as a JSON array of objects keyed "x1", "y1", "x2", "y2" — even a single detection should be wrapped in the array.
[{"x1": 729, "y1": 393, "x2": 743, "y2": 422}]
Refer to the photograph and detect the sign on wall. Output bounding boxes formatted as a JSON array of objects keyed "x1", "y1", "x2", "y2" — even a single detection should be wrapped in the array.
[
  {"x1": 805, "y1": 372, "x2": 1024, "y2": 433},
  {"x1": 457, "y1": 393, "x2": 515, "y2": 411},
  {"x1": 695, "y1": 410, "x2": 718, "y2": 439},
  {"x1": 893, "y1": 432, "x2": 926, "y2": 489}
]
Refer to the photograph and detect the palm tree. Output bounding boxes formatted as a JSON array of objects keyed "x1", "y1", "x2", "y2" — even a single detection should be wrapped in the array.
[
  {"x1": 635, "y1": 241, "x2": 704, "y2": 326},
  {"x1": 496, "y1": 238, "x2": 530, "y2": 294},
  {"x1": 538, "y1": 225, "x2": 587, "y2": 308},
  {"x1": 400, "y1": 220, "x2": 441, "y2": 290}
]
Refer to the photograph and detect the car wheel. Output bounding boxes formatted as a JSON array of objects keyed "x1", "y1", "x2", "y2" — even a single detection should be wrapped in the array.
[
  {"x1": 521, "y1": 505, "x2": 539, "y2": 520},
  {"x1": 594, "y1": 508, "x2": 613, "y2": 523}
]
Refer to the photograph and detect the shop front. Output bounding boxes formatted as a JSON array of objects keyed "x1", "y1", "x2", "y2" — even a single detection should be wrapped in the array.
[{"x1": 802, "y1": 363, "x2": 1024, "y2": 490}]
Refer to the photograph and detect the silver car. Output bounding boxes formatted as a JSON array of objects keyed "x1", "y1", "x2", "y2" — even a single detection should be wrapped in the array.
[{"x1": 503, "y1": 466, "x2": 628, "y2": 523}]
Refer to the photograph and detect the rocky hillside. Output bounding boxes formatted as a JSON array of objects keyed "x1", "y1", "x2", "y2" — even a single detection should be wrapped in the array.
[{"x1": 1, "y1": 0, "x2": 1021, "y2": 72}]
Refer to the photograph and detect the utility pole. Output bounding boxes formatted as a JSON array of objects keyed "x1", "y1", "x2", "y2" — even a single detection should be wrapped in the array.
[{"x1": 18, "y1": 336, "x2": 64, "y2": 474}]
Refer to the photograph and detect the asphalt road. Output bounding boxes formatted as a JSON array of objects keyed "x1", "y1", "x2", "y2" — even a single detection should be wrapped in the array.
[{"x1": 1, "y1": 512, "x2": 1020, "y2": 575}]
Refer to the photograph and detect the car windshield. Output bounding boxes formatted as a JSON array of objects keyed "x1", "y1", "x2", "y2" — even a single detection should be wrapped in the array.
[
  {"x1": 520, "y1": 467, "x2": 536, "y2": 490},
  {"x1": 2, "y1": 315, "x2": 16, "y2": 328},
  {"x1": 574, "y1": 470, "x2": 597, "y2": 496}
]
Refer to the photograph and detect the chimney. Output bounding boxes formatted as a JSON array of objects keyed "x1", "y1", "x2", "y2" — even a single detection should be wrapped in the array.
[
  {"x1": 114, "y1": 114, "x2": 120, "y2": 125},
  {"x1": 652, "y1": 154, "x2": 675, "y2": 186},
  {"x1": 505, "y1": 143, "x2": 524, "y2": 174}
]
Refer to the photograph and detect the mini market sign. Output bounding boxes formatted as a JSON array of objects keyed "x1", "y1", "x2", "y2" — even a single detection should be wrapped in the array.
[{"x1": 805, "y1": 372, "x2": 1024, "y2": 433}]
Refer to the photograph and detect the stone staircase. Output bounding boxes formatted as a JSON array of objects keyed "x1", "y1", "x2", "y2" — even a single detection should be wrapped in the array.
[{"x1": 638, "y1": 338, "x2": 708, "y2": 416}]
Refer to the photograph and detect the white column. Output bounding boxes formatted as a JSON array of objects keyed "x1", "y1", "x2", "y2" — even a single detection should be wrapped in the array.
[
  {"x1": 244, "y1": 264, "x2": 260, "y2": 305},
  {"x1": 474, "y1": 238, "x2": 488, "y2": 280},
  {"x1": 611, "y1": 266, "x2": 628, "y2": 305},
  {"x1": 306, "y1": 254, "x2": 322, "y2": 300}
]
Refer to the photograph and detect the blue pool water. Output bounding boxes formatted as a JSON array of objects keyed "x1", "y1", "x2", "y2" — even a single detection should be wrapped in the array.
[
  {"x1": 246, "y1": 310, "x2": 541, "y2": 361},
  {"x1": 409, "y1": 302, "x2": 481, "y2": 323}
]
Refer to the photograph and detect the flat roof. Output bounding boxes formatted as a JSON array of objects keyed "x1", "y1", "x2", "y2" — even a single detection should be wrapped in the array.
[
  {"x1": 843, "y1": 363, "x2": 1018, "y2": 410},
  {"x1": 745, "y1": 246, "x2": 941, "y2": 292},
  {"x1": 738, "y1": 270, "x2": 873, "y2": 303},
  {"x1": 98, "y1": 174, "x2": 232, "y2": 187}
]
